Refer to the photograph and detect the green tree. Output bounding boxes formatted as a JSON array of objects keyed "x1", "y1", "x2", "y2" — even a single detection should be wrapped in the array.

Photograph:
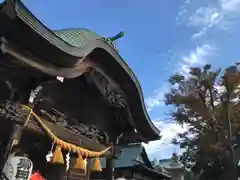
[{"x1": 165, "y1": 63, "x2": 240, "y2": 180}]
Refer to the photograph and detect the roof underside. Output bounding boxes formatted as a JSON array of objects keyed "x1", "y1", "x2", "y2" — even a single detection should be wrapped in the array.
[{"x1": 0, "y1": 0, "x2": 160, "y2": 141}]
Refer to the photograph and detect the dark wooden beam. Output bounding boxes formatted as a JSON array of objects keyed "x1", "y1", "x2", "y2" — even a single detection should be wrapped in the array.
[
  {"x1": 105, "y1": 135, "x2": 115, "y2": 180},
  {"x1": 106, "y1": 157, "x2": 115, "y2": 180},
  {"x1": 25, "y1": 118, "x2": 110, "y2": 156}
]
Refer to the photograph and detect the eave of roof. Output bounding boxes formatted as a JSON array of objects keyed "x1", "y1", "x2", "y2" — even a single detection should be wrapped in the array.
[{"x1": 0, "y1": 0, "x2": 160, "y2": 141}]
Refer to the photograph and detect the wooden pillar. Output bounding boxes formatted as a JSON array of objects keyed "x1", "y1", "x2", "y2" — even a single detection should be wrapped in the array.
[
  {"x1": 105, "y1": 135, "x2": 115, "y2": 180},
  {"x1": 1, "y1": 102, "x2": 33, "y2": 171},
  {"x1": 3, "y1": 105, "x2": 32, "y2": 160},
  {"x1": 86, "y1": 159, "x2": 91, "y2": 180},
  {"x1": 4, "y1": 125, "x2": 24, "y2": 156},
  {"x1": 106, "y1": 156, "x2": 115, "y2": 180}
]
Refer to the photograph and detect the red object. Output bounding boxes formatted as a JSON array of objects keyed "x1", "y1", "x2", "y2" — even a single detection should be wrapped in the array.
[{"x1": 30, "y1": 172, "x2": 45, "y2": 180}]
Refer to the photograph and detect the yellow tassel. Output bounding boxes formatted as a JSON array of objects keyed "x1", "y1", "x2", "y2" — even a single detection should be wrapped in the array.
[
  {"x1": 91, "y1": 157, "x2": 102, "y2": 172},
  {"x1": 74, "y1": 154, "x2": 86, "y2": 171},
  {"x1": 51, "y1": 145, "x2": 64, "y2": 164}
]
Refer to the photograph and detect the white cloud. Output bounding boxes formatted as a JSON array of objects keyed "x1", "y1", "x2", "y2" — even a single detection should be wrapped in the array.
[
  {"x1": 143, "y1": 120, "x2": 189, "y2": 158},
  {"x1": 189, "y1": 6, "x2": 221, "y2": 27},
  {"x1": 145, "y1": 83, "x2": 169, "y2": 112},
  {"x1": 179, "y1": 44, "x2": 215, "y2": 75},
  {"x1": 179, "y1": 0, "x2": 240, "y2": 38},
  {"x1": 145, "y1": 44, "x2": 214, "y2": 111},
  {"x1": 221, "y1": 0, "x2": 240, "y2": 12},
  {"x1": 189, "y1": 6, "x2": 222, "y2": 38},
  {"x1": 176, "y1": 0, "x2": 194, "y2": 24}
]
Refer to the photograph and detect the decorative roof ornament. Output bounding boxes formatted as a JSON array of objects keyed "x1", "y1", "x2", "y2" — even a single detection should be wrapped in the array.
[
  {"x1": 165, "y1": 152, "x2": 184, "y2": 170},
  {"x1": 104, "y1": 31, "x2": 124, "y2": 50},
  {"x1": 171, "y1": 152, "x2": 179, "y2": 165},
  {"x1": 108, "y1": 31, "x2": 124, "y2": 42}
]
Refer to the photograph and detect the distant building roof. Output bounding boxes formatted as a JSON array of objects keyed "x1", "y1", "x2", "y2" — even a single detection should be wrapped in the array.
[
  {"x1": 95, "y1": 144, "x2": 170, "y2": 178},
  {"x1": 152, "y1": 157, "x2": 184, "y2": 176},
  {"x1": 159, "y1": 158, "x2": 172, "y2": 167},
  {"x1": 98, "y1": 144, "x2": 149, "y2": 168}
]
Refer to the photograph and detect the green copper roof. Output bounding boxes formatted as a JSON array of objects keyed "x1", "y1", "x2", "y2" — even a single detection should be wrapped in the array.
[
  {"x1": 53, "y1": 28, "x2": 122, "y2": 50},
  {"x1": 53, "y1": 28, "x2": 101, "y2": 48},
  {"x1": 96, "y1": 144, "x2": 143, "y2": 168}
]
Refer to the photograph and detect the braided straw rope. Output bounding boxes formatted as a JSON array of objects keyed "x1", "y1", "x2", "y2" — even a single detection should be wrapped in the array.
[{"x1": 23, "y1": 105, "x2": 111, "y2": 158}]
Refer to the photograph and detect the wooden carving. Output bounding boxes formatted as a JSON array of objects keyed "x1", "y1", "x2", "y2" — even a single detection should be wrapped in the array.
[
  {"x1": 88, "y1": 69, "x2": 126, "y2": 108},
  {"x1": 0, "y1": 101, "x2": 105, "y2": 144}
]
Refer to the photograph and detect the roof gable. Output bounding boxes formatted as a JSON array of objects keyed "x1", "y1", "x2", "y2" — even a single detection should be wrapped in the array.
[
  {"x1": 98, "y1": 144, "x2": 152, "y2": 168},
  {"x1": 135, "y1": 146, "x2": 152, "y2": 168},
  {"x1": 135, "y1": 154, "x2": 144, "y2": 164}
]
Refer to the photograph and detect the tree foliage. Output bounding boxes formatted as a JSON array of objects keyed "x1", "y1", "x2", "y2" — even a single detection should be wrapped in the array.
[{"x1": 165, "y1": 63, "x2": 240, "y2": 180}]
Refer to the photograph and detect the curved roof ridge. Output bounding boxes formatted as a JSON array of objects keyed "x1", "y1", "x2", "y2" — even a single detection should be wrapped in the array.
[{"x1": 53, "y1": 27, "x2": 96, "y2": 32}]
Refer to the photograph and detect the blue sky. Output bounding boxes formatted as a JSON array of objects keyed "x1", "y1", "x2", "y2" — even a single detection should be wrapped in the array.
[{"x1": 9, "y1": 0, "x2": 240, "y2": 159}]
